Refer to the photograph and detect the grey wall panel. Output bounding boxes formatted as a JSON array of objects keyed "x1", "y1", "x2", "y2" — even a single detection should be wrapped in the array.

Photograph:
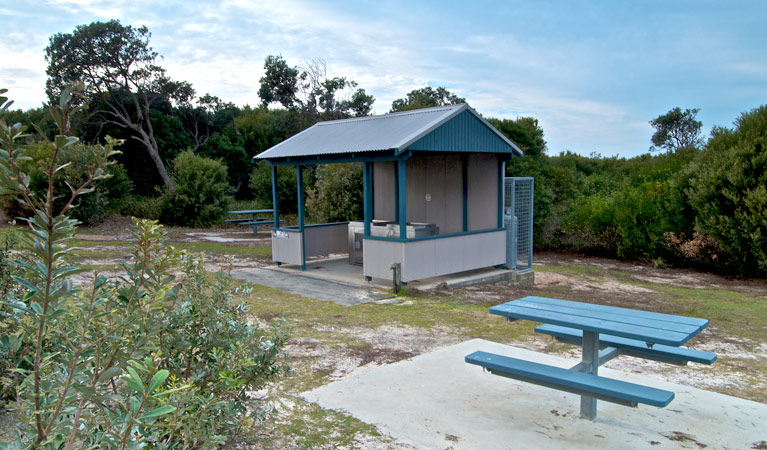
[
  {"x1": 467, "y1": 154, "x2": 498, "y2": 231},
  {"x1": 304, "y1": 224, "x2": 348, "y2": 257},
  {"x1": 443, "y1": 154, "x2": 463, "y2": 234},
  {"x1": 406, "y1": 156, "x2": 427, "y2": 224},
  {"x1": 373, "y1": 162, "x2": 396, "y2": 220},
  {"x1": 363, "y1": 239, "x2": 404, "y2": 280},
  {"x1": 424, "y1": 155, "x2": 446, "y2": 233},
  {"x1": 404, "y1": 154, "x2": 464, "y2": 234},
  {"x1": 398, "y1": 230, "x2": 506, "y2": 282},
  {"x1": 272, "y1": 230, "x2": 303, "y2": 265},
  {"x1": 401, "y1": 239, "x2": 436, "y2": 281},
  {"x1": 435, "y1": 237, "x2": 463, "y2": 275}
]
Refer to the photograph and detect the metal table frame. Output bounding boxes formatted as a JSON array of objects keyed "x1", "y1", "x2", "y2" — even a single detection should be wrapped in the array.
[{"x1": 490, "y1": 296, "x2": 709, "y2": 420}]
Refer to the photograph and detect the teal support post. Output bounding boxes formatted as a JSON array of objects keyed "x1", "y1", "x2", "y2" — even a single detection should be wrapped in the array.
[
  {"x1": 363, "y1": 162, "x2": 373, "y2": 238},
  {"x1": 271, "y1": 166, "x2": 280, "y2": 228},
  {"x1": 397, "y1": 159, "x2": 407, "y2": 239},
  {"x1": 296, "y1": 165, "x2": 306, "y2": 270},
  {"x1": 497, "y1": 159, "x2": 505, "y2": 228},
  {"x1": 393, "y1": 162, "x2": 399, "y2": 223},
  {"x1": 462, "y1": 154, "x2": 468, "y2": 232}
]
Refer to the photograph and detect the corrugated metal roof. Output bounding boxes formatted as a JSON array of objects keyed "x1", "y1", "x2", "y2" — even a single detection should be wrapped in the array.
[{"x1": 254, "y1": 103, "x2": 523, "y2": 161}]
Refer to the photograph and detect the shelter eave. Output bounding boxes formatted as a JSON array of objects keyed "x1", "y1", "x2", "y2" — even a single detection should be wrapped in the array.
[{"x1": 257, "y1": 148, "x2": 403, "y2": 166}]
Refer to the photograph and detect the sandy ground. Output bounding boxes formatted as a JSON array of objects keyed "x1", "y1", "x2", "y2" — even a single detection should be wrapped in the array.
[
  {"x1": 4, "y1": 219, "x2": 766, "y2": 448},
  {"x1": 52, "y1": 224, "x2": 767, "y2": 403}
]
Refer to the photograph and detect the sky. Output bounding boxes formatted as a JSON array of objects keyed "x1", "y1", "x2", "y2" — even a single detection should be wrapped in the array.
[{"x1": 1, "y1": 0, "x2": 765, "y2": 157}]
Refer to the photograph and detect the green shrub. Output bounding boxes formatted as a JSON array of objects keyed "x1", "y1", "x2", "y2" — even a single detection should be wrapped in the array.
[
  {"x1": 562, "y1": 193, "x2": 619, "y2": 255},
  {"x1": 611, "y1": 181, "x2": 673, "y2": 259},
  {"x1": 119, "y1": 195, "x2": 162, "y2": 220},
  {"x1": 506, "y1": 157, "x2": 555, "y2": 244},
  {"x1": 0, "y1": 231, "x2": 24, "y2": 405},
  {"x1": 101, "y1": 162, "x2": 134, "y2": 212},
  {"x1": 160, "y1": 255, "x2": 289, "y2": 446},
  {"x1": 0, "y1": 88, "x2": 288, "y2": 448},
  {"x1": 562, "y1": 181, "x2": 680, "y2": 260},
  {"x1": 306, "y1": 163, "x2": 363, "y2": 222},
  {"x1": 0, "y1": 141, "x2": 128, "y2": 225},
  {"x1": 249, "y1": 161, "x2": 298, "y2": 214},
  {"x1": 687, "y1": 105, "x2": 767, "y2": 276},
  {"x1": 159, "y1": 150, "x2": 233, "y2": 227}
]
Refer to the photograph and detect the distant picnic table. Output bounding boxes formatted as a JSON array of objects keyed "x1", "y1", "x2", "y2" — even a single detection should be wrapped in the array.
[
  {"x1": 225, "y1": 209, "x2": 280, "y2": 234},
  {"x1": 466, "y1": 296, "x2": 716, "y2": 420}
]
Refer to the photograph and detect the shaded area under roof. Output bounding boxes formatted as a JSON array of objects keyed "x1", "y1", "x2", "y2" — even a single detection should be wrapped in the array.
[{"x1": 254, "y1": 104, "x2": 523, "y2": 162}]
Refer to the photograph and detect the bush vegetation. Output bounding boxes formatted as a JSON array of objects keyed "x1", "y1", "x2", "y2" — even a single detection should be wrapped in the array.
[
  {"x1": 3, "y1": 18, "x2": 767, "y2": 278},
  {"x1": 249, "y1": 162, "x2": 298, "y2": 214},
  {"x1": 306, "y1": 163, "x2": 363, "y2": 223},
  {"x1": 0, "y1": 140, "x2": 133, "y2": 224},
  {"x1": 0, "y1": 88, "x2": 288, "y2": 448},
  {"x1": 159, "y1": 150, "x2": 233, "y2": 227},
  {"x1": 512, "y1": 106, "x2": 767, "y2": 277}
]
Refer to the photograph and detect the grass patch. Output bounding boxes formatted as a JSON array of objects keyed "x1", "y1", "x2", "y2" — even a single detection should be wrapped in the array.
[
  {"x1": 644, "y1": 284, "x2": 767, "y2": 341},
  {"x1": 175, "y1": 241, "x2": 272, "y2": 256},
  {"x1": 80, "y1": 263, "x2": 123, "y2": 272},
  {"x1": 69, "y1": 246, "x2": 130, "y2": 261},
  {"x1": 247, "y1": 398, "x2": 381, "y2": 450},
  {"x1": 537, "y1": 263, "x2": 636, "y2": 283},
  {"x1": 66, "y1": 239, "x2": 271, "y2": 260},
  {"x1": 536, "y1": 263, "x2": 767, "y2": 342},
  {"x1": 243, "y1": 284, "x2": 533, "y2": 344},
  {"x1": 71, "y1": 238, "x2": 130, "y2": 246},
  {"x1": 0, "y1": 227, "x2": 20, "y2": 241}
]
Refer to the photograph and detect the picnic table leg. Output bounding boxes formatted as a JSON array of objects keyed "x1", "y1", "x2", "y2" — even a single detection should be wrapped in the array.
[{"x1": 580, "y1": 331, "x2": 599, "y2": 420}]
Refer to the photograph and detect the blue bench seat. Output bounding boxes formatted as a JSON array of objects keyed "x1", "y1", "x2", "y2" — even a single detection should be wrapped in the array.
[
  {"x1": 465, "y1": 350, "x2": 674, "y2": 408},
  {"x1": 535, "y1": 325, "x2": 717, "y2": 366},
  {"x1": 239, "y1": 219, "x2": 278, "y2": 226}
]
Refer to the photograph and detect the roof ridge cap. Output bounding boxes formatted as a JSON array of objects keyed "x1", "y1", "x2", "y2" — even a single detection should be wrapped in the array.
[{"x1": 316, "y1": 103, "x2": 466, "y2": 126}]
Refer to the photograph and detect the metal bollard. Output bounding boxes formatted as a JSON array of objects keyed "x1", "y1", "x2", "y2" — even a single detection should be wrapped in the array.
[{"x1": 391, "y1": 262, "x2": 402, "y2": 293}]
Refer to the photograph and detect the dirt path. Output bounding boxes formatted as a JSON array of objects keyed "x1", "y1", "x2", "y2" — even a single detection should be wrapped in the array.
[
  {"x1": 8, "y1": 219, "x2": 763, "y2": 448},
  {"x1": 67, "y1": 222, "x2": 767, "y2": 403}
]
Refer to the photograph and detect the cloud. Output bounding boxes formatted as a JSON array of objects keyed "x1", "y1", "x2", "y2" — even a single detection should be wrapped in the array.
[
  {"x1": 3, "y1": 0, "x2": 765, "y2": 157},
  {"x1": 0, "y1": 34, "x2": 49, "y2": 109}
]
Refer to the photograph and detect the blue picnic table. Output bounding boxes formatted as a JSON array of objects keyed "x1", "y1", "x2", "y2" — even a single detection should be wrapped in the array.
[
  {"x1": 466, "y1": 296, "x2": 716, "y2": 420},
  {"x1": 225, "y1": 209, "x2": 280, "y2": 234}
]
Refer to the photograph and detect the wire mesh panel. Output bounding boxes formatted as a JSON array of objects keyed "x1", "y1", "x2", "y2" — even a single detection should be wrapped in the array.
[{"x1": 504, "y1": 177, "x2": 534, "y2": 272}]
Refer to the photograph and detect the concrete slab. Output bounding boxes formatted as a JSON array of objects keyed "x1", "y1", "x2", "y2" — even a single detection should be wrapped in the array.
[
  {"x1": 230, "y1": 266, "x2": 391, "y2": 306},
  {"x1": 302, "y1": 339, "x2": 767, "y2": 449},
  {"x1": 184, "y1": 231, "x2": 266, "y2": 243},
  {"x1": 271, "y1": 256, "x2": 516, "y2": 291}
]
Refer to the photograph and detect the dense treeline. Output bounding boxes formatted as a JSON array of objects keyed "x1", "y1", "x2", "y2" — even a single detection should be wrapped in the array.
[
  {"x1": 2, "y1": 19, "x2": 766, "y2": 278},
  {"x1": 507, "y1": 105, "x2": 767, "y2": 277}
]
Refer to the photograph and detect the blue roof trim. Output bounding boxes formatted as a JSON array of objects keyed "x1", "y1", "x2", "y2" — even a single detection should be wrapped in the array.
[
  {"x1": 254, "y1": 103, "x2": 523, "y2": 162},
  {"x1": 406, "y1": 109, "x2": 524, "y2": 156}
]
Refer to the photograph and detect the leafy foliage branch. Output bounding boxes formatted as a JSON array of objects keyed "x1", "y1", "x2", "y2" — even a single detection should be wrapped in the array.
[{"x1": 0, "y1": 87, "x2": 288, "y2": 449}]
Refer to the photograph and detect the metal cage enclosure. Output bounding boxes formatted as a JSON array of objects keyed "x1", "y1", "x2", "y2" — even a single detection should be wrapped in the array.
[{"x1": 504, "y1": 177, "x2": 534, "y2": 272}]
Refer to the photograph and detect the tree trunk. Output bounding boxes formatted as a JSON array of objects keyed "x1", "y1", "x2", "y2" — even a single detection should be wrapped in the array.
[
  {"x1": 149, "y1": 146, "x2": 175, "y2": 189},
  {"x1": 135, "y1": 128, "x2": 175, "y2": 189}
]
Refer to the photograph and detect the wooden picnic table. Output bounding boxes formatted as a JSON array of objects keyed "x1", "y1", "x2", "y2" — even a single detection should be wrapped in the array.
[
  {"x1": 225, "y1": 209, "x2": 278, "y2": 234},
  {"x1": 466, "y1": 296, "x2": 716, "y2": 420}
]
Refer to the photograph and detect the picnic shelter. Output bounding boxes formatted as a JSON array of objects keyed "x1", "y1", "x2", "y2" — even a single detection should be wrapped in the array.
[{"x1": 254, "y1": 103, "x2": 524, "y2": 283}]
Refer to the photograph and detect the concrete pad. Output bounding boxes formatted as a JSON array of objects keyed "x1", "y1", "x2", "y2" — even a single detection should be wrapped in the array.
[
  {"x1": 230, "y1": 266, "x2": 391, "y2": 306},
  {"x1": 302, "y1": 339, "x2": 767, "y2": 449},
  {"x1": 184, "y1": 231, "x2": 266, "y2": 243},
  {"x1": 272, "y1": 256, "x2": 516, "y2": 290},
  {"x1": 75, "y1": 234, "x2": 117, "y2": 241}
]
